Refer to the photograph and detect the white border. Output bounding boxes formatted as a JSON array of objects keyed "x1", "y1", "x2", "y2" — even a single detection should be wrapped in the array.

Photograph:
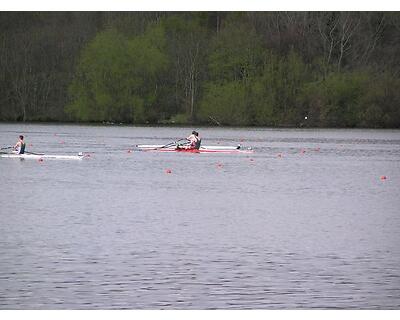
[
  {"x1": 1, "y1": 0, "x2": 400, "y2": 317},
  {"x1": 2, "y1": 310, "x2": 400, "y2": 320},
  {"x1": 1, "y1": 0, "x2": 400, "y2": 11}
]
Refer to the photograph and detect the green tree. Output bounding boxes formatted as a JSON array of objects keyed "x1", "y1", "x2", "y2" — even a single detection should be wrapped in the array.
[
  {"x1": 358, "y1": 72, "x2": 400, "y2": 127},
  {"x1": 208, "y1": 18, "x2": 265, "y2": 83},
  {"x1": 199, "y1": 82, "x2": 248, "y2": 125},
  {"x1": 300, "y1": 72, "x2": 368, "y2": 127},
  {"x1": 162, "y1": 14, "x2": 210, "y2": 122},
  {"x1": 253, "y1": 50, "x2": 309, "y2": 126},
  {"x1": 66, "y1": 25, "x2": 168, "y2": 123},
  {"x1": 198, "y1": 17, "x2": 265, "y2": 125}
]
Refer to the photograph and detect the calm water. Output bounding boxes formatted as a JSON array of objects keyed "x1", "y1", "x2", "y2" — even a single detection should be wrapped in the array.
[{"x1": 0, "y1": 123, "x2": 399, "y2": 309}]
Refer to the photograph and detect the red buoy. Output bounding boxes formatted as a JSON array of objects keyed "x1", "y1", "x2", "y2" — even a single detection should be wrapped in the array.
[
  {"x1": 165, "y1": 169, "x2": 172, "y2": 174},
  {"x1": 127, "y1": 149, "x2": 132, "y2": 153},
  {"x1": 380, "y1": 175, "x2": 387, "y2": 180}
]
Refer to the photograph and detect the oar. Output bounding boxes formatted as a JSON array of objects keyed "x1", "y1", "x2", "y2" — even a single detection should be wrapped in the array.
[
  {"x1": 0, "y1": 146, "x2": 12, "y2": 150},
  {"x1": 156, "y1": 138, "x2": 188, "y2": 150},
  {"x1": 25, "y1": 151, "x2": 45, "y2": 156},
  {"x1": 156, "y1": 141, "x2": 177, "y2": 149},
  {"x1": 175, "y1": 139, "x2": 191, "y2": 148}
]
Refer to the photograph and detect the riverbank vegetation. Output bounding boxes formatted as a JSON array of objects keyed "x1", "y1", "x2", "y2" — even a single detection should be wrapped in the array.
[{"x1": 1, "y1": 12, "x2": 399, "y2": 127}]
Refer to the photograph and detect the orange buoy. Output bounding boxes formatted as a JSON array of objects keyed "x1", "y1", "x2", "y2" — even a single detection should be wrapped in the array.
[{"x1": 380, "y1": 175, "x2": 387, "y2": 180}]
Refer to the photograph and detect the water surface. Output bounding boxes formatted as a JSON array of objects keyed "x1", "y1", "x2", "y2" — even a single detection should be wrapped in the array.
[{"x1": 0, "y1": 124, "x2": 399, "y2": 309}]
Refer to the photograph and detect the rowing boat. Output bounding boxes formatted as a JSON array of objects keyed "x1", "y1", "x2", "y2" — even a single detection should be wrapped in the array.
[
  {"x1": 135, "y1": 144, "x2": 254, "y2": 154},
  {"x1": 137, "y1": 144, "x2": 242, "y2": 150},
  {"x1": 0, "y1": 153, "x2": 84, "y2": 160}
]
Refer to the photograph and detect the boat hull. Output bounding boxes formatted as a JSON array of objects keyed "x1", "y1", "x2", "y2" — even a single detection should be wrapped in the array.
[
  {"x1": 156, "y1": 148, "x2": 252, "y2": 154},
  {"x1": 135, "y1": 145, "x2": 253, "y2": 154},
  {"x1": 136, "y1": 144, "x2": 242, "y2": 151},
  {"x1": 0, "y1": 153, "x2": 84, "y2": 160}
]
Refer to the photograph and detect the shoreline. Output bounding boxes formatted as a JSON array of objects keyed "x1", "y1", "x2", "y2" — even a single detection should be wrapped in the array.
[{"x1": 1, "y1": 121, "x2": 399, "y2": 130}]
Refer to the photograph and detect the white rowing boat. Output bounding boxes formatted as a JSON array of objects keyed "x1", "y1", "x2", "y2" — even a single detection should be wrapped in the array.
[
  {"x1": 135, "y1": 144, "x2": 253, "y2": 154},
  {"x1": 136, "y1": 144, "x2": 242, "y2": 150},
  {"x1": 0, "y1": 153, "x2": 84, "y2": 160}
]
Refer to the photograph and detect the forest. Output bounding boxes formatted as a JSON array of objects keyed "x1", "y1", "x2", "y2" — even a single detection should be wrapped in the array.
[{"x1": 0, "y1": 12, "x2": 399, "y2": 127}]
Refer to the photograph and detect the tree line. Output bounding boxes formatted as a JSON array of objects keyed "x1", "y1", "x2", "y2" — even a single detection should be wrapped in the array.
[{"x1": 1, "y1": 12, "x2": 399, "y2": 127}]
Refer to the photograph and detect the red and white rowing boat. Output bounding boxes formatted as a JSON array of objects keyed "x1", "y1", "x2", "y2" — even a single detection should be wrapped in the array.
[{"x1": 135, "y1": 144, "x2": 254, "y2": 154}]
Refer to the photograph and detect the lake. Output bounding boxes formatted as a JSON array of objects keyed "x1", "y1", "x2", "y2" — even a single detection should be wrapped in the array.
[{"x1": 0, "y1": 123, "x2": 399, "y2": 309}]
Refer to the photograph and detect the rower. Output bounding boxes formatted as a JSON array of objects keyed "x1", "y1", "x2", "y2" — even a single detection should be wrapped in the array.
[
  {"x1": 186, "y1": 130, "x2": 201, "y2": 150},
  {"x1": 13, "y1": 135, "x2": 26, "y2": 154}
]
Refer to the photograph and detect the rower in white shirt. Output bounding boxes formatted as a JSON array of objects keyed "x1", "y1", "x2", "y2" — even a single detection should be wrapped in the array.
[{"x1": 182, "y1": 130, "x2": 201, "y2": 150}]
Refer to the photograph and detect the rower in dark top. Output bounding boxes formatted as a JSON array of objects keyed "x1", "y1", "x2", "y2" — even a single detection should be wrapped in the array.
[
  {"x1": 13, "y1": 135, "x2": 26, "y2": 154},
  {"x1": 186, "y1": 130, "x2": 201, "y2": 149}
]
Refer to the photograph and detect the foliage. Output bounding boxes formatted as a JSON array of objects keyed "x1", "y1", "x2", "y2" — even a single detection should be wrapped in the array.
[
  {"x1": 300, "y1": 72, "x2": 368, "y2": 127},
  {"x1": 161, "y1": 15, "x2": 210, "y2": 121},
  {"x1": 299, "y1": 71, "x2": 400, "y2": 127},
  {"x1": 358, "y1": 73, "x2": 400, "y2": 127},
  {"x1": 207, "y1": 20, "x2": 264, "y2": 83},
  {"x1": 66, "y1": 25, "x2": 168, "y2": 123},
  {"x1": 1, "y1": 12, "x2": 400, "y2": 127},
  {"x1": 199, "y1": 82, "x2": 249, "y2": 126}
]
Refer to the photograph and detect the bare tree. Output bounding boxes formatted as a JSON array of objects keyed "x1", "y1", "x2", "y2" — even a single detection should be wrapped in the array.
[
  {"x1": 315, "y1": 12, "x2": 340, "y2": 75},
  {"x1": 337, "y1": 12, "x2": 361, "y2": 71}
]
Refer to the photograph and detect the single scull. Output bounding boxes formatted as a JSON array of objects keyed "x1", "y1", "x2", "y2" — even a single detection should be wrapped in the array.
[
  {"x1": 135, "y1": 144, "x2": 253, "y2": 154},
  {"x1": 0, "y1": 153, "x2": 84, "y2": 160}
]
